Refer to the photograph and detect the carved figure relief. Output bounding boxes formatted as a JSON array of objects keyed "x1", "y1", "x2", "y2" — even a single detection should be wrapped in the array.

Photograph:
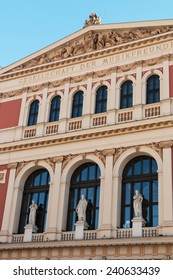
[
  {"x1": 10, "y1": 25, "x2": 173, "y2": 72},
  {"x1": 0, "y1": 170, "x2": 7, "y2": 184}
]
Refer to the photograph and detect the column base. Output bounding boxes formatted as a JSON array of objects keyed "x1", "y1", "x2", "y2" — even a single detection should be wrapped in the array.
[
  {"x1": 158, "y1": 221, "x2": 173, "y2": 236},
  {"x1": 97, "y1": 224, "x2": 113, "y2": 239}
]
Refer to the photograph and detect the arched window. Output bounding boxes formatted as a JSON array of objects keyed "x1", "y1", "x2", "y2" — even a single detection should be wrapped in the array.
[
  {"x1": 120, "y1": 80, "x2": 133, "y2": 109},
  {"x1": 66, "y1": 162, "x2": 101, "y2": 231},
  {"x1": 121, "y1": 156, "x2": 158, "y2": 228},
  {"x1": 146, "y1": 75, "x2": 160, "y2": 104},
  {"x1": 28, "y1": 100, "x2": 39, "y2": 126},
  {"x1": 49, "y1": 96, "x2": 61, "y2": 122},
  {"x1": 71, "y1": 91, "x2": 83, "y2": 118},
  {"x1": 95, "y1": 86, "x2": 107, "y2": 114},
  {"x1": 18, "y1": 169, "x2": 50, "y2": 233}
]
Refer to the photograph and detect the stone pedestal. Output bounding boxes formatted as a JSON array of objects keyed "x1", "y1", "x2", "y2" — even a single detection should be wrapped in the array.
[
  {"x1": 23, "y1": 224, "x2": 38, "y2": 242},
  {"x1": 132, "y1": 217, "x2": 146, "y2": 237},
  {"x1": 74, "y1": 221, "x2": 88, "y2": 240}
]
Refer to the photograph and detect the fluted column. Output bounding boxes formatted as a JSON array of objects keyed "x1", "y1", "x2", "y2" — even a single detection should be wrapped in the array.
[{"x1": 98, "y1": 149, "x2": 114, "y2": 238}]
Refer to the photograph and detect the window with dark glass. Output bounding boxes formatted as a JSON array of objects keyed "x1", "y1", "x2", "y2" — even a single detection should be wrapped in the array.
[
  {"x1": 146, "y1": 75, "x2": 160, "y2": 104},
  {"x1": 121, "y1": 156, "x2": 158, "y2": 228},
  {"x1": 95, "y1": 86, "x2": 107, "y2": 114},
  {"x1": 66, "y1": 163, "x2": 100, "y2": 231},
  {"x1": 18, "y1": 169, "x2": 50, "y2": 233},
  {"x1": 120, "y1": 80, "x2": 133, "y2": 109},
  {"x1": 27, "y1": 100, "x2": 39, "y2": 126},
  {"x1": 49, "y1": 95, "x2": 61, "y2": 122},
  {"x1": 71, "y1": 91, "x2": 83, "y2": 118}
]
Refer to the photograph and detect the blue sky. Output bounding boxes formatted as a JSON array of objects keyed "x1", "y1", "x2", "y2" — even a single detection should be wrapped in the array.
[{"x1": 1, "y1": 0, "x2": 173, "y2": 68}]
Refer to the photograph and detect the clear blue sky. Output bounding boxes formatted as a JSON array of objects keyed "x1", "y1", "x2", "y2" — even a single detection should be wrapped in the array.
[{"x1": 1, "y1": 0, "x2": 173, "y2": 68}]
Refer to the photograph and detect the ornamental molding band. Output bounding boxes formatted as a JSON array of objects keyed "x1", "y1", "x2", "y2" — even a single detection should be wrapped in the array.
[
  {"x1": 0, "y1": 170, "x2": 7, "y2": 184},
  {"x1": 0, "y1": 120, "x2": 173, "y2": 155},
  {"x1": 1, "y1": 22, "x2": 173, "y2": 78},
  {"x1": 9, "y1": 142, "x2": 165, "y2": 177}
]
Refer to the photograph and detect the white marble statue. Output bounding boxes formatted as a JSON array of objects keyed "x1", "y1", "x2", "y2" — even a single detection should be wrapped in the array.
[
  {"x1": 29, "y1": 200, "x2": 38, "y2": 225},
  {"x1": 133, "y1": 190, "x2": 143, "y2": 218},
  {"x1": 76, "y1": 194, "x2": 88, "y2": 222}
]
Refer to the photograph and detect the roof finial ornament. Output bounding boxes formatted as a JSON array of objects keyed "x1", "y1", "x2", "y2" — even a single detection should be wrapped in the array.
[{"x1": 83, "y1": 12, "x2": 101, "y2": 28}]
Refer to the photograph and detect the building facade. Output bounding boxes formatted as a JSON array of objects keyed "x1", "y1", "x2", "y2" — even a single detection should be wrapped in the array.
[{"x1": 0, "y1": 15, "x2": 173, "y2": 259}]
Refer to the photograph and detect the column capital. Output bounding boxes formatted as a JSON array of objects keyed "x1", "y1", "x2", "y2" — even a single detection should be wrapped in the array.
[
  {"x1": 103, "y1": 148, "x2": 115, "y2": 157},
  {"x1": 7, "y1": 162, "x2": 18, "y2": 169},
  {"x1": 159, "y1": 140, "x2": 173, "y2": 149}
]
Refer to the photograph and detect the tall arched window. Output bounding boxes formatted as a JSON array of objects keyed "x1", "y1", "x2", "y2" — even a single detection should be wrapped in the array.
[
  {"x1": 18, "y1": 169, "x2": 50, "y2": 233},
  {"x1": 49, "y1": 95, "x2": 61, "y2": 122},
  {"x1": 120, "y1": 80, "x2": 133, "y2": 109},
  {"x1": 146, "y1": 75, "x2": 160, "y2": 104},
  {"x1": 121, "y1": 156, "x2": 158, "y2": 228},
  {"x1": 66, "y1": 162, "x2": 101, "y2": 231},
  {"x1": 28, "y1": 100, "x2": 39, "y2": 126},
  {"x1": 95, "y1": 86, "x2": 107, "y2": 114},
  {"x1": 71, "y1": 91, "x2": 83, "y2": 118}
]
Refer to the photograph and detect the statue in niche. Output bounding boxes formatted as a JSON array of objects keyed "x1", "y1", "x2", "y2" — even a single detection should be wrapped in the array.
[
  {"x1": 76, "y1": 194, "x2": 88, "y2": 222},
  {"x1": 133, "y1": 190, "x2": 143, "y2": 218},
  {"x1": 28, "y1": 200, "x2": 38, "y2": 225}
]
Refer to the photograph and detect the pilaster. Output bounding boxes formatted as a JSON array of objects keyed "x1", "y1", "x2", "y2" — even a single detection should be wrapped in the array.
[
  {"x1": 0, "y1": 163, "x2": 17, "y2": 242},
  {"x1": 98, "y1": 149, "x2": 114, "y2": 238},
  {"x1": 45, "y1": 157, "x2": 63, "y2": 240}
]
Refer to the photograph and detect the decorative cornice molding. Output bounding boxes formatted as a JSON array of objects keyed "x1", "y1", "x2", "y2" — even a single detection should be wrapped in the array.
[
  {"x1": 1, "y1": 119, "x2": 173, "y2": 154},
  {"x1": 1, "y1": 30, "x2": 173, "y2": 82}
]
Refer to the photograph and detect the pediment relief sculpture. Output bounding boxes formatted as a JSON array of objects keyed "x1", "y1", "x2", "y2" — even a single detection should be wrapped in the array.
[{"x1": 9, "y1": 25, "x2": 173, "y2": 73}]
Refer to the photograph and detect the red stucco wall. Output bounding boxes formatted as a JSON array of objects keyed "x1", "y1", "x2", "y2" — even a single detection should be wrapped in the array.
[
  {"x1": 0, "y1": 99, "x2": 22, "y2": 129},
  {"x1": 169, "y1": 65, "x2": 173, "y2": 98},
  {"x1": 0, "y1": 165, "x2": 9, "y2": 229}
]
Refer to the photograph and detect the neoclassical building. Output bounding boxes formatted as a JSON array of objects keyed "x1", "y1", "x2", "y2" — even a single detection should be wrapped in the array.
[{"x1": 0, "y1": 14, "x2": 173, "y2": 259}]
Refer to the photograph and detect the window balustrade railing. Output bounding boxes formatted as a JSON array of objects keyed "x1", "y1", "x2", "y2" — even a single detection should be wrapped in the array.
[
  {"x1": 12, "y1": 227, "x2": 158, "y2": 243},
  {"x1": 68, "y1": 119, "x2": 82, "y2": 131},
  {"x1": 45, "y1": 122, "x2": 59, "y2": 135},
  {"x1": 92, "y1": 113, "x2": 107, "y2": 127},
  {"x1": 144, "y1": 104, "x2": 160, "y2": 118},
  {"x1": 117, "y1": 110, "x2": 133, "y2": 122},
  {"x1": 23, "y1": 126, "x2": 36, "y2": 138}
]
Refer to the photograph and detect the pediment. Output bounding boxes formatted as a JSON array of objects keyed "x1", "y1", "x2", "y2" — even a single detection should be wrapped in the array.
[{"x1": 1, "y1": 20, "x2": 173, "y2": 75}]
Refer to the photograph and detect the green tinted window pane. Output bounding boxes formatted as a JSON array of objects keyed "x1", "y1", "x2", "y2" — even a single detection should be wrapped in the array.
[
  {"x1": 152, "y1": 205, "x2": 158, "y2": 226},
  {"x1": 152, "y1": 180, "x2": 158, "y2": 202},
  {"x1": 125, "y1": 183, "x2": 131, "y2": 204},
  {"x1": 95, "y1": 209, "x2": 99, "y2": 229},
  {"x1": 143, "y1": 159, "x2": 150, "y2": 174},
  {"x1": 96, "y1": 187, "x2": 100, "y2": 207}
]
